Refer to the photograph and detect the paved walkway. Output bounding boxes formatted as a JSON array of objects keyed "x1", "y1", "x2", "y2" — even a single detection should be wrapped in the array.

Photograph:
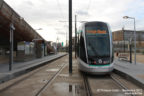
[
  {"x1": 114, "y1": 59, "x2": 144, "y2": 88},
  {"x1": 0, "y1": 53, "x2": 67, "y2": 84},
  {"x1": 0, "y1": 54, "x2": 86, "y2": 96}
]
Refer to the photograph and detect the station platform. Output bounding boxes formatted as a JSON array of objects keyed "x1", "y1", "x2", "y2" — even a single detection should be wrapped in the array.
[
  {"x1": 0, "y1": 54, "x2": 86, "y2": 96},
  {"x1": 0, "y1": 53, "x2": 67, "y2": 84},
  {"x1": 114, "y1": 59, "x2": 144, "y2": 89}
]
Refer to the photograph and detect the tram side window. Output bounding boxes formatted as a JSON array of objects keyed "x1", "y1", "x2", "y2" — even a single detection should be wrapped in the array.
[
  {"x1": 77, "y1": 34, "x2": 80, "y2": 57},
  {"x1": 80, "y1": 35, "x2": 87, "y2": 62}
]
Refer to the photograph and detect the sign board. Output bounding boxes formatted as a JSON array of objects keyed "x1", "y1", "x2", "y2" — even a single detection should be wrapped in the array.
[
  {"x1": 18, "y1": 45, "x2": 25, "y2": 50},
  {"x1": 86, "y1": 30, "x2": 106, "y2": 34},
  {"x1": 17, "y1": 41, "x2": 25, "y2": 50},
  {"x1": 62, "y1": 42, "x2": 63, "y2": 47}
]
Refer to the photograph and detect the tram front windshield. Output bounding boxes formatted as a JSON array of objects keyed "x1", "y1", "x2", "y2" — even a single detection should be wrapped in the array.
[{"x1": 85, "y1": 23, "x2": 110, "y2": 57}]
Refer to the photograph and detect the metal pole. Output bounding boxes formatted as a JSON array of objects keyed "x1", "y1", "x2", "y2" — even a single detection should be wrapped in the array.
[
  {"x1": 134, "y1": 18, "x2": 136, "y2": 65},
  {"x1": 69, "y1": 0, "x2": 72, "y2": 73},
  {"x1": 56, "y1": 37, "x2": 58, "y2": 53},
  {"x1": 78, "y1": 33, "x2": 79, "y2": 56},
  {"x1": 130, "y1": 41, "x2": 132, "y2": 63},
  {"x1": 75, "y1": 15, "x2": 77, "y2": 58},
  {"x1": 123, "y1": 29, "x2": 125, "y2": 52},
  {"x1": 9, "y1": 23, "x2": 14, "y2": 71},
  {"x1": 44, "y1": 41, "x2": 46, "y2": 56},
  {"x1": 9, "y1": 28, "x2": 12, "y2": 71},
  {"x1": 66, "y1": 30, "x2": 67, "y2": 52}
]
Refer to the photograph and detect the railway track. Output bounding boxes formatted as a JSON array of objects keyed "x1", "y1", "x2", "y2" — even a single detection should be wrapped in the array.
[
  {"x1": 110, "y1": 74, "x2": 137, "y2": 96},
  {"x1": 0, "y1": 56, "x2": 68, "y2": 96},
  {"x1": 35, "y1": 63, "x2": 66, "y2": 96},
  {"x1": 83, "y1": 73, "x2": 93, "y2": 96},
  {"x1": 83, "y1": 73, "x2": 142, "y2": 96}
]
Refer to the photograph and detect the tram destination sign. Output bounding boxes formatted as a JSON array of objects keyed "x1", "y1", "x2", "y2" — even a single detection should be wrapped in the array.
[{"x1": 86, "y1": 30, "x2": 106, "y2": 34}]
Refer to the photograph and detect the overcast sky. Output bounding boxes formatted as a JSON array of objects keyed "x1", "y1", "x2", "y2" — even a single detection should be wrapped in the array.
[{"x1": 4, "y1": 0, "x2": 144, "y2": 45}]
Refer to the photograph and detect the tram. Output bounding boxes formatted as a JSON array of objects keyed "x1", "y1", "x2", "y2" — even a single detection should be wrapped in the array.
[{"x1": 77, "y1": 21, "x2": 114, "y2": 74}]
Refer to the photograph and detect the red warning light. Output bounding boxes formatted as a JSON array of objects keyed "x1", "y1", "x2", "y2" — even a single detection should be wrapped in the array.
[{"x1": 93, "y1": 61, "x2": 96, "y2": 64}]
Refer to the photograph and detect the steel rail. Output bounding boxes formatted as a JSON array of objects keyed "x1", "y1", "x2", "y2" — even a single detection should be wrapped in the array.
[
  {"x1": 35, "y1": 63, "x2": 67, "y2": 96},
  {"x1": 83, "y1": 74, "x2": 93, "y2": 96},
  {"x1": 111, "y1": 74, "x2": 136, "y2": 96}
]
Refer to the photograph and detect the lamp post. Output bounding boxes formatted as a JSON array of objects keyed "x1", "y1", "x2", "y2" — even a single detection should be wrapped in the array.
[
  {"x1": 75, "y1": 15, "x2": 77, "y2": 58},
  {"x1": 129, "y1": 38, "x2": 132, "y2": 63},
  {"x1": 66, "y1": 28, "x2": 68, "y2": 53},
  {"x1": 35, "y1": 28, "x2": 43, "y2": 30},
  {"x1": 9, "y1": 17, "x2": 24, "y2": 71},
  {"x1": 123, "y1": 16, "x2": 136, "y2": 65},
  {"x1": 55, "y1": 28, "x2": 62, "y2": 53},
  {"x1": 122, "y1": 27, "x2": 125, "y2": 52},
  {"x1": 9, "y1": 23, "x2": 15, "y2": 71},
  {"x1": 56, "y1": 36, "x2": 59, "y2": 53}
]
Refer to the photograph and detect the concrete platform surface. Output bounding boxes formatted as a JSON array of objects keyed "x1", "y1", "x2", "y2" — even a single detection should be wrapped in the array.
[
  {"x1": 0, "y1": 54, "x2": 85, "y2": 96},
  {"x1": 114, "y1": 59, "x2": 144, "y2": 89},
  {"x1": 0, "y1": 53, "x2": 67, "y2": 84}
]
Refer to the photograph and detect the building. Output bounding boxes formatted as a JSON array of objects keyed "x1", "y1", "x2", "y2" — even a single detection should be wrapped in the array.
[
  {"x1": 113, "y1": 30, "x2": 144, "y2": 41},
  {"x1": 112, "y1": 30, "x2": 144, "y2": 52}
]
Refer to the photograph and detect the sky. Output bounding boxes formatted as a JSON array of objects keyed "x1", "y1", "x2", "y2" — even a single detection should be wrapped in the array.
[{"x1": 4, "y1": 0, "x2": 144, "y2": 45}]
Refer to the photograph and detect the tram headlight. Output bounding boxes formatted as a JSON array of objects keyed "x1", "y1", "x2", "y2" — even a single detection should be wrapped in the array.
[{"x1": 98, "y1": 59, "x2": 102, "y2": 64}]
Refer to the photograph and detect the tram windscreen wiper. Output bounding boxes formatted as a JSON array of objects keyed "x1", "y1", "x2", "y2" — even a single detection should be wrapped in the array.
[{"x1": 88, "y1": 42, "x2": 98, "y2": 56}]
